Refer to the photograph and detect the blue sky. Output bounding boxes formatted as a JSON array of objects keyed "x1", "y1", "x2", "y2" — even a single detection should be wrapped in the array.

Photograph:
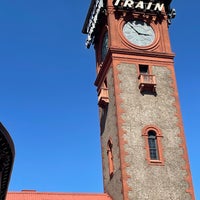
[{"x1": 0, "y1": 0, "x2": 199, "y2": 199}]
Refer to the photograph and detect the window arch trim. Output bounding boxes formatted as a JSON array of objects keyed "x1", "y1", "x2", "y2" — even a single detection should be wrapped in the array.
[{"x1": 142, "y1": 125, "x2": 164, "y2": 165}]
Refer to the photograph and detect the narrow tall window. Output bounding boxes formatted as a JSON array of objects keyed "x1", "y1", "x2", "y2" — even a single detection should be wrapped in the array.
[
  {"x1": 100, "y1": 104, "x2": 108, "y2": 134},
  {"x1": 142, "y1": 126, "x2": 164, "y2": 165},
  {"x1": 148, "y1": 130, "x2": 159, "y2": 160},
  {"x1": 107, "y1": 139, "x2": 114, "y2": 178}
]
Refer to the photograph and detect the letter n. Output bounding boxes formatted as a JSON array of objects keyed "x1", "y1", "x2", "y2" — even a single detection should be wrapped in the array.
[{"x1": 154, "y1": 3, "x2": 164, "y2": 12}]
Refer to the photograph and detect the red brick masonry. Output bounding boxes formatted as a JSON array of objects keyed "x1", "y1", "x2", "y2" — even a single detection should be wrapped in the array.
[{"x1": 6, "y1": 191, "x2": 112, "y2": 200}]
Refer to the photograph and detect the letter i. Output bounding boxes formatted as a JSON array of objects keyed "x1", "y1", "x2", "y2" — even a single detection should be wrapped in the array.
[{"x1": 114, "y1": 0, "x2": 121, "y2": 6}]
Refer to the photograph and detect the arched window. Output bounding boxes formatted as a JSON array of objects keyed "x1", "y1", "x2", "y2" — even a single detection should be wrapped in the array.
[
  {"x1": 142, "y1": 126, "x2": 164, "y2": 165},
  {"x1": 148, "y1": 130, "x2": 159, "y2": 160}
]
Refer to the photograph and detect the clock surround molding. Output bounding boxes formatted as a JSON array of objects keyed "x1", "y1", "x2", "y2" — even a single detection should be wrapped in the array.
[{"x1": 118, "y1": 17, "x2": 160, "y2": 50}]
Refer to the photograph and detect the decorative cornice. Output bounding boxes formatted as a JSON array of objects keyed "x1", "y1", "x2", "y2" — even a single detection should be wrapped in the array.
[
  {"x1": 110, "y1": 47, "x2": 175, "y2": 60},
  {"x1": 82, "y1": 0, "x2": 105, "y2": 48}
]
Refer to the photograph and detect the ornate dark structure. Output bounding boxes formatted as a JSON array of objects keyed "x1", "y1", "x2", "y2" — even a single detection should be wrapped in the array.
[{"x1": 0, "y1": 123, "x2": 15, "y2": 200}]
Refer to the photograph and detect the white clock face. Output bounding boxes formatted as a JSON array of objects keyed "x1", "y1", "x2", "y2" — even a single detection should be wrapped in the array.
[{"x1": 123, "y1": 20, "x2": 155, "y2": 47}]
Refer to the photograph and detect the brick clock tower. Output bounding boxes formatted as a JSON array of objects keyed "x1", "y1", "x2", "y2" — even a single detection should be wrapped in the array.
[{"x1": 83, "y1": 0, "x2": 195, "y2": 199}]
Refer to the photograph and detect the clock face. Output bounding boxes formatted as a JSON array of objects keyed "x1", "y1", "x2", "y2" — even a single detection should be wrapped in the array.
[
  {"x1": 101, "y1": 32, "x2": 108, "y2": 61},
  {"x1": 123, "y1": 20, "x2": 155, "y2": 47}
]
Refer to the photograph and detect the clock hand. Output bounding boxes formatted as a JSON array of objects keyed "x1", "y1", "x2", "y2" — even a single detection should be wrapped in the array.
[
  {"x1": 128, "y1": 22, "x2": 151, "y2": 36},
  {"x1": 128, "y1": 22, "x2": 141, "y2": 35},
  {"x1": 142, "y1": 33, "x2": 151, "y2": 36}
]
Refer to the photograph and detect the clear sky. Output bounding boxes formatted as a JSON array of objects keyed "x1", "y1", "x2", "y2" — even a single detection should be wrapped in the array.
[{"x1": 0, "y1": 0, "x2": 199, "y2": 199}]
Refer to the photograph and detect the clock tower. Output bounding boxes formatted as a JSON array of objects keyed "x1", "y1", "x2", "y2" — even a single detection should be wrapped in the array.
[{"x1": 82, "y1": 0, "x2": 195, "y2": 199}]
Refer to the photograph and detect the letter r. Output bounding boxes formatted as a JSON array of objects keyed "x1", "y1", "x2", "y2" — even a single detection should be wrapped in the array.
[{"x1": 124, "y1": 0, "x2": 134, "y2": 8}]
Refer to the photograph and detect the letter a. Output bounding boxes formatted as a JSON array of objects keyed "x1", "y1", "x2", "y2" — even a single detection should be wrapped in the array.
[{"x1": 135, "y1": 1, "x2": 144, "y2": 9}]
